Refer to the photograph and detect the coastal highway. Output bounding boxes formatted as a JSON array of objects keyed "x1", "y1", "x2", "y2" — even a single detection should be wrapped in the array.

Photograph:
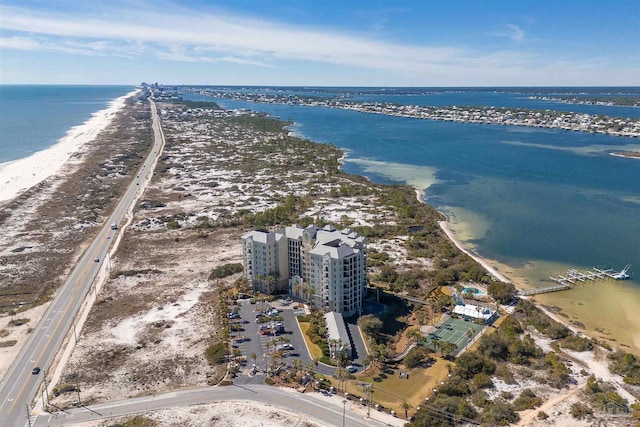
[
  {"x1": 31, "y1": 385, "x2": 386, "y2": 427},
  {"x1": 0, "y1": 98, "x2": 165, "y2": 427}
]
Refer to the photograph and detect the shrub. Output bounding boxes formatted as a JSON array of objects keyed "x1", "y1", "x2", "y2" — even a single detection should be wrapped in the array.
[
  {"x1": 455, "y1": 351, "x2": 496, "y2": 379},
  {"x1": 513, "y1": 389, "x2": 543, "y2": 411},
  {"x1": 472, "y1": 372, "x2": 493, "y2": 389},
  {"x1": 438, "y1": 375, "x2": 470, "y2": 397},
  {"x1": 377, "y1": 266, "x2": 398, "y2": 283},
  {"x1": 209, "y1": 263, "x2": 243, "y2": 280},
  {"x1": 487, "y1": 282, "x2": 516, "y2": 304},
  {"x1": 404, "y1": 347, "x2": 427, "y2": 369},
  {"x1": 205, "y1": 341, "x2": 227, "y2": 365},
  {"x1": 166, "y1": 220, "x2": 180, "y2": 229},
  {"x1": 482, "y1": 401, "x2": 519, "y2": 426},
  {"x1": 559, "y1": 335, "x2": 593, "y2": 352},
  {"x1": 471, "y1": 390, "x2": 490, "y2": 408},
  {"x1": 570, "y1": 402, "x2": 593, "y2": 419},
  {"x1": 608, "y1": 351, "x2": 640, "y2": 385}
]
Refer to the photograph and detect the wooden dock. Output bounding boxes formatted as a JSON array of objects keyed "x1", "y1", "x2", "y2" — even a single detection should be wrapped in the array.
[
  {"x1": 519, "y1": 265, "x2": 624, "y2": 297},
  {"x1": 519, "y1": 283, "x2": 572, "y2": 296}
]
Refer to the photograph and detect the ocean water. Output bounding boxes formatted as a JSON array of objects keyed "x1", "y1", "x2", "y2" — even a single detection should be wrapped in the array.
[
  {"x1": 185, "y1": 89, "x2": 640, "y2": 351},
  {"x1": 0, "y1": 85, "x2": 135, "y2": 165}
]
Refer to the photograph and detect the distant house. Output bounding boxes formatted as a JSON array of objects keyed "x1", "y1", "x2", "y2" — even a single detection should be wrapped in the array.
[{"x1": 453, "y1": 303, "x2": 497, "y2": 324}]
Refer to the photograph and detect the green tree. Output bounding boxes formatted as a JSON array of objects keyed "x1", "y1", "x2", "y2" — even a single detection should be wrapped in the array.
[
  {"x1": 377, "y1": 266, "x2": 399, "y2": 283},
  {"x1": 439, "y1": 341, "x2": 458, "y2": 357},
  {"x1": 487, "y1": 282, "x2": 516, "y2": 304},
  {"x1": 401, "y1": 401, "x2": 412, "y2": 418},
  {"x1": 482, "y1": 400, "x2": 519, "y2": 425},
  {"x1": 404, "y1": 347, "x2": 427, "y2": 369},
  {"x1": 359, "y1": 314, "x2": 383, "y2": 339},
  {"x1": 407, "y1": 327, "x2": 423, "y2": 344}
]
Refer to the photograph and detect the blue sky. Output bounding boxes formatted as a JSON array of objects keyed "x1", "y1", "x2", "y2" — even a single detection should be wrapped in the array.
[{"x1": 1, "y1": 0, "x2": 639, "y2": 86}]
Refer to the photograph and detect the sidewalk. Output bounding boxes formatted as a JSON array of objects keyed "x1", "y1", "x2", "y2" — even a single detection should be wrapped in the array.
[{"x1": 280, "y1": 388, "x2": 406, "y2": 427}]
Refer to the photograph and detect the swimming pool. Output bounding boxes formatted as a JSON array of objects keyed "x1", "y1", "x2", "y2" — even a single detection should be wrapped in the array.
[{"x1": 462, "y1": 287, "x2": 486, "y2": 296}]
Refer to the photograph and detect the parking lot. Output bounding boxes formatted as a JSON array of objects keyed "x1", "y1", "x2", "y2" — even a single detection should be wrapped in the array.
[
  {"x1": 229, "y1": 299, "x2": 310, "y2": 384},
  {"x1": 228, "y1": 297, "x2": 371, "y2": 384}
]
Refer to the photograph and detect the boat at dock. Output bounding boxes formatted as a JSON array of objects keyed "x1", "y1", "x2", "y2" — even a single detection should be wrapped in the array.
[{"x1": 521, "y1": 264, "x2": 632, "y2": 296}]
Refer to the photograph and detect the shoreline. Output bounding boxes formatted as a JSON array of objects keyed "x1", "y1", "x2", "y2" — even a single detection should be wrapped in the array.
[
  {"x1": 413, "y1": 188, "x2": 640, "y2": 355},
  {"x1": 0, "y1": 89, "x2": 140, "y2": 203},
  {"x1": 413, "y1": 188, "x2": 511, "y2": 284},
  {"x1": 610, "y1": 151, "x2": 640, "y2": 159}
]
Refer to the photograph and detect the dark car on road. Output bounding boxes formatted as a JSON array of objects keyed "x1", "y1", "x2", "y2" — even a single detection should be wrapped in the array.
[{"x1": 32, "y1": 367, "x2": 41, "y2": 375}]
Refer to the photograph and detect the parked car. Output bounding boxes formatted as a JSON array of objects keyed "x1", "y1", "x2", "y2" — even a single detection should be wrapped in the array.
[
  {"x1": 346, "y1": 365, "x2": 357, "y2": 373},
  {"x1": 277, "y1": 343, "x2": 294, "y2": 351}
]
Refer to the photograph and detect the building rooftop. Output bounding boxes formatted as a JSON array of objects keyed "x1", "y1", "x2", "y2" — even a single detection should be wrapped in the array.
[
  {"x1": 241, "y1": 229, "x2": 282, "y2": 244},
  {"x1": 324, "y1": 311, "x2": 351, "y2": 349},
  {"x1": 453, "y1": 303, "x2": 495, "y2": 320}
]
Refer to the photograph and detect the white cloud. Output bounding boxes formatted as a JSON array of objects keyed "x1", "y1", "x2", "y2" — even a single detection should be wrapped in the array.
[
  {"x1": 0, "y1": 3, "x2": 636, "y2": 85},
  {"x1": 0, "y1": 4, "x2": 491, "y2": 75},
  {"x1": 502, "y1": 24, "x2": 526, "y2": 42},
  {"x1": 0, "y1": 36, "x2": 41, "y2": 50}
]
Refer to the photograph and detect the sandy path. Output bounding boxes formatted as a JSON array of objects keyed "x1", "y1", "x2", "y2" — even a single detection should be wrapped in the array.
[{"x1": 515, "y1": 384, "x2": 585, "y2": 427}]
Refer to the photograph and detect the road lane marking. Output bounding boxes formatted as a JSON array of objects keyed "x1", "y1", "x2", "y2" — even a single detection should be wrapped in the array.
[
  {"x1": 4, "y1": 99, "x2": 163, "y2": 421},
  {"x1": 8, "y1": 262, "x2": 94, "y2": 413}
]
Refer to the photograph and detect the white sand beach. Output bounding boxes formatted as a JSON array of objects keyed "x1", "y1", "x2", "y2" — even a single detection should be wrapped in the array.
[
  {"x1": 0, "y1": 89, "x2": 139, "y2": 203},
  {"x1": 438, "y1": 219, "x2": 511, "y2": 283}
]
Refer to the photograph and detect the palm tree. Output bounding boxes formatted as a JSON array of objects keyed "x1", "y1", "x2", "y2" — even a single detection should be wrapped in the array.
[
  {"x1": 401, "y1": 401, "x2": 412, "y2": 418},
  {"x1": 335, "y1": 367, "x2": 349, "y2": 393},
  {"x1": 265, "y1": 275, "x2": 276, "y2": 295},
  {"x1": 255, "y1": 274, "x2": 264, "y2": 293},
  {"x1": 363, "y1": 354, "x2": 375, "y2": 373},
  {"x1": 302, "y1": 281, "x2": 313, "y2": 302},
  {"x1": 407, "y1": 327, "x2": 423, "y2": 345},
  {"x1": 372, "y1": 344, "x2": 387, "y2": 370},
  {"x1": 439, "y1": 341, "x2": 457, "y2": 357}
]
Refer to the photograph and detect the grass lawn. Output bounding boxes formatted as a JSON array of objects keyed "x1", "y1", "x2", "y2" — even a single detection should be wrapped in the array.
[
  {"x1": 335, "y1": 358, "x2": 452, "y2": 418},
  {"x1": 298, "y1": 322, "x2": 323, "y2": 359}
]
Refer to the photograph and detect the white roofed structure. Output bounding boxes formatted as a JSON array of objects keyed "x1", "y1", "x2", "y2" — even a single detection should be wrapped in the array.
[{"x1": 324, "y1": 311, "x2": 352, "y2": 359}]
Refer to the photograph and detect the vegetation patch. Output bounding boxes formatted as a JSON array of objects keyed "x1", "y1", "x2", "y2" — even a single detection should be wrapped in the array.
[
  {"x1": 608, "y1": 351, "x2": 640, "y2": 385},
  {"x1": 208, "y1": 263, "x2": 243, "y2": 280},
  {"x1": 107, "y1": 416, "x2": 158, "y2": 427},
  {"x1": 205, "y1": 341, "x2": 227, "y2": 365}
]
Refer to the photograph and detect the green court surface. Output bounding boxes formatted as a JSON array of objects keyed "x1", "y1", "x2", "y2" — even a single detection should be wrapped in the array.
[{"x1": 423, "y1": 317, "x2": 483, "y2": 355}]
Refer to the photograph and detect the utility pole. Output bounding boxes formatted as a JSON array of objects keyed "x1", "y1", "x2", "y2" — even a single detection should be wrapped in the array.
[
  {"x1": 342, "y1": 399, "x2": 347, "y2": 427},
  {"x1": 25, "y1": 404, "x2": 32, "y2": 427},
  {"x1": 360, "y1": 382, "x2": 373, "y2": 418}
]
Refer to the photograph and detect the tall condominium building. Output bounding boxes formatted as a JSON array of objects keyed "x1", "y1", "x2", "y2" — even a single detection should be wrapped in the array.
[{"x1": 241, "y1": 224, "x2": 367, "y2": 317}]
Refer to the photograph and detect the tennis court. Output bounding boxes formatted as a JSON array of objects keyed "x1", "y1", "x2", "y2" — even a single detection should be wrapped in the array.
[{"x1": 423, "y1": 317, "x2": 483, "y2": 355}]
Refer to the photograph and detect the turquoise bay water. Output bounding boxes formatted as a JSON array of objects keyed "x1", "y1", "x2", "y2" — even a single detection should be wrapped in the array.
[
  {"x1": 186, "y1": 94, "x2": 640, "y2": 290},
  {"x1": 195, "y1": 91, "x2": 640, "y2": 349},
  {"x1": 0, "y1": 85, "x2": 134, "y2": 164}
]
